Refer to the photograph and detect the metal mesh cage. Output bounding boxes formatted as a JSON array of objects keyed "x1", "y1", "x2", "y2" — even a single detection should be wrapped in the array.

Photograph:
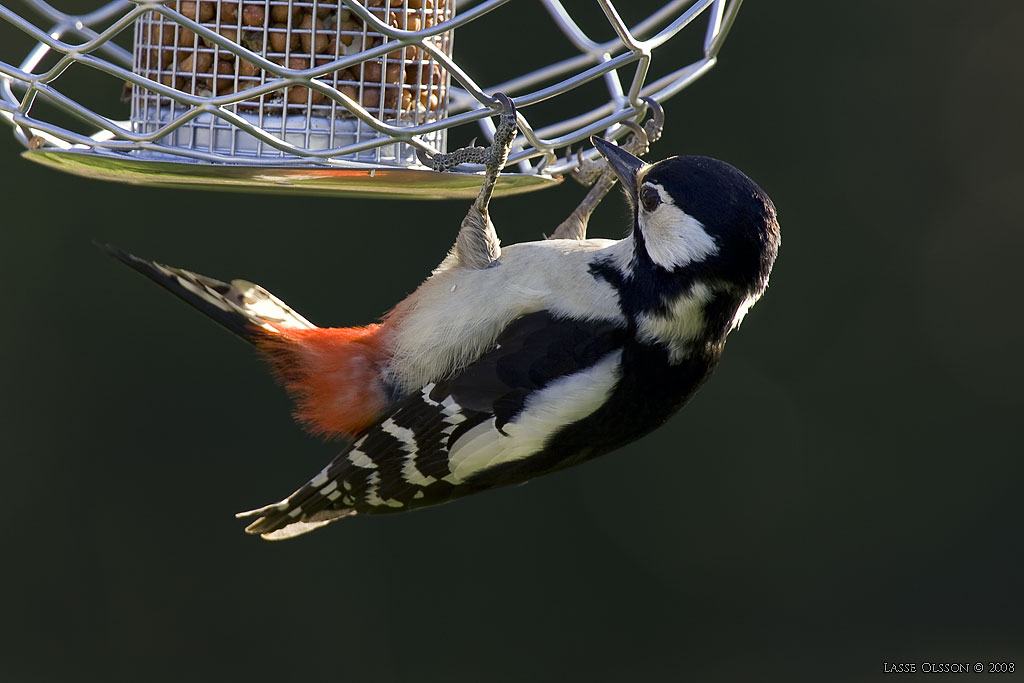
[
  {"x1": 131, "y1": 0, "x2": 453, "y2": 164},
  {"x1": 0, "y1": 0, "x2": 744, "y2": 197}
]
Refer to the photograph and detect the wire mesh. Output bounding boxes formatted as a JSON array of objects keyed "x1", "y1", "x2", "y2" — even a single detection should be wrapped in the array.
[
  {"x1": 131, "y1": 0, "x2": 452, "y2": 164},
  {"x1": 0, "y1": 0, "x2": 744, "y2": 184}
]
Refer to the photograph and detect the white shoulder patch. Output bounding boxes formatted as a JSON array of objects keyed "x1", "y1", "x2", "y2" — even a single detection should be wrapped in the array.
[{"x1": 445, "y1": 350, "x2": 623, "y2": 481}]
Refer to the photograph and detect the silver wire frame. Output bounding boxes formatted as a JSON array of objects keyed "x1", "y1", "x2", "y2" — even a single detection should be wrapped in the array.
[{"x1": 0, "y1": 0, "x2": 744, "y2": 178}]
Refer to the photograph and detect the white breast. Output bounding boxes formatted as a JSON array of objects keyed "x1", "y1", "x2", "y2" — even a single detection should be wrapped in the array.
[{"x1": 382, "y1": 238, "x2": 629, "y2": 392}]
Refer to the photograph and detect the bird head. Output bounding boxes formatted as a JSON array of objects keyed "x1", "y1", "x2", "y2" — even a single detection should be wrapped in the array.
[{"x1": 592, "y1": 136, "x2": 781, "y2": 352}]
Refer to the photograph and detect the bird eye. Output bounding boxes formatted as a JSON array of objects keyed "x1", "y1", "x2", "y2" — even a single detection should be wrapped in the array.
[{"x1": 640, "y1": 185, "x2": 661, "y2": 212}]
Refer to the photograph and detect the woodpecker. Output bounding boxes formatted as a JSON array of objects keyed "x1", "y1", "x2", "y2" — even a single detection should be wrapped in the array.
[{"x1": 110, "y1": 95, "x2": 780, "y2": 539}]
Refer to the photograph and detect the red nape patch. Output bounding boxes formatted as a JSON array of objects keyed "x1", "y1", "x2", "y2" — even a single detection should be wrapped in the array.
[{"x1": 257, "y1": 324, "x2": 389, "y2": 440}]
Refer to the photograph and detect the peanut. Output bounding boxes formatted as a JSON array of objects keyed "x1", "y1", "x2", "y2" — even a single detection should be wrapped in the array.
[
  {"x1": 383, "y1": 86, "x2": 397, "y2": 109},
  {"x1": 237, "y1": 58, "x2": 260, "y2": 79},
  {"x1": 146, "y1": 24, "x2": 175, "y2": 68},
  {"x1": 338, "y1": 19, "x2": 360, "y2": 46},
  {"x1": 202, "y1": 25, "x2": 242, "y2": 53},
  {"x1": 361, "y1": 60, "x2": 382, "y2": 82},
  {"x1": 221, "y1": 2, "x2": 239, "y2": 23},
  {"x1": 207, "y1": 59, "x2": 236, "y2": 94},
  {"x1": 361, "y1": 85, "x2": 381, "y2": 108},
  {"x1": 177, "y1": 1, "x2": 215, "y2": 22},
  {"x1": 177, "y1": 26, "x2": 197, "y2": 46},
  {"x1": 339, "y1": 83, "x2": 358, "y2": 102},
  {"x1": 406, "y1": 61, "x2": 441, "y2": 86},
  {"x1": 160, "y1": 72, "x2": 181, "y2": 90},
  {"x1": 299, "y1": 14, "x2": 329, "y2": 54},
  {"x1": 270, "y1": 4, "x2": 296, "y2": 23},
  {"x1": 180, "y1": 51, "x2": 214, "y2": 74},
  {"x1": 268, "y1": 22, "x2": 298, "y2": 52},
  {"x1": 287, "y1": 85, "x2": 325, "y2": 105},
  {"x1": 420, "y1": 88, "x2": 439, "y2": 110},
  {"x1": 241, "y1": 3, "x2": 265, "y2": 27}
]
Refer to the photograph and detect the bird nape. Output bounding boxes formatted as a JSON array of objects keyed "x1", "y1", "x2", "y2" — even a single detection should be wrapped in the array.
[{"x1": 108, "y1": 95, "x2": 780, "y2": 540}]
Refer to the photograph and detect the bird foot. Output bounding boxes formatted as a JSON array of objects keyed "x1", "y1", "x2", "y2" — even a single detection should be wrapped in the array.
[
  {"x1": 548, "y1": 99, "x2": 664, "y2": 241},
  {"x1": 418, "y1": 93, "x2": 517, "y2": 176},
  {"x1": 570, "y1": 97, "x2": 664, "y2": 187},
  {"x1": 440, "y1": 94, "x2": 518, "y2": 270}
]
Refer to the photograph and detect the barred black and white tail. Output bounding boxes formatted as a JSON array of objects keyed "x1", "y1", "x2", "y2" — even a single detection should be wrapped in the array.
[
  {"x1": 105, "y1": 245, "x2": 316, "y2": 343},
  {"x1": 235, "y1": 383, "x2": 474, "y2": 539}
]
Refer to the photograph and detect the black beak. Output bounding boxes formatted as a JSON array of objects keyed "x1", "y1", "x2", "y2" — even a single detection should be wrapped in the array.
[{"x1": 592, "y1": 136, "x2": 644, "y2": 190}]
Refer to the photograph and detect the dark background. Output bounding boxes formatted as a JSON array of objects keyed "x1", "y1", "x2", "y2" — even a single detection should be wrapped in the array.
[{"x1": 1, "y1": 1, "x2": 1022, "y2": 681}]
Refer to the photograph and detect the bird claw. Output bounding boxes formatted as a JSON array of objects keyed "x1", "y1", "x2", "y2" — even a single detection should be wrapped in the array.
[
  {"x1": 571, "y1": 145, "x2": 605, "y2": 186},
  {"x1": 416, "y1": 147, "x2": 435, "y2": 167},
  {"x1": 555, "y1": 98, "x2": 667, "y2": 239},
  {"x1": 569, "y1": 97, "x2": 666, "y2": 187},
  {"x1": 642, "y1": 96, "x2": 665, "y2": 144},
  {"x1": 619, "y1": 119, "x2": 650, "y2": 157},
  {"x1": 422, "y1": 93, "x2": 517, "y2": 175}
]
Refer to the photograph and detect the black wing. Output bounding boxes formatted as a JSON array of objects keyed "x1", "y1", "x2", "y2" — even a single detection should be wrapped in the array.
[{"x1": 238, "y1": 311, "x2": 628, "y2": 539}]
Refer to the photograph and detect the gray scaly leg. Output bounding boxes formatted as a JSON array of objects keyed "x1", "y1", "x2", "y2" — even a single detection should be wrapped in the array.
[{"x1": 420, "y1": 94, "x2": 517, "y2": 270}]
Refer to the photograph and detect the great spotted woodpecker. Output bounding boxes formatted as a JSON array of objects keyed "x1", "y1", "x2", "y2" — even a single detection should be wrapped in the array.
[{"x1": 110, "y1": 95, "x2": 780, "y2": 539}]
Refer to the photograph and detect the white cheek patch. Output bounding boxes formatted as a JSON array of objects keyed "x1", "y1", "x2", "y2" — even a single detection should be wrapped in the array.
[{"x1": 640, "y1": 183, "x2": 718, "y2": 270}]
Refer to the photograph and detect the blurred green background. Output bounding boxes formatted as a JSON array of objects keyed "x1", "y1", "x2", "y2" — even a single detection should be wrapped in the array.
[{"x1": 1, "y1": 1, "x2": 1022, "y2": 681}]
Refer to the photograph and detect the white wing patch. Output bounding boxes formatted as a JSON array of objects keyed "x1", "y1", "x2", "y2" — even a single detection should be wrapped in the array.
[
  {"x1": 445, "y1": 351, "x2": 623, "y2": 481},
  {"x1": 348, "y1": 449, "x2": 376, "y2": 469},
  {"x1": 381, "y1": 418, "x2": 438, "y2": 487},
  {"x1": 365, "y1": 471, "x2": 404, "y2": 508},
  {"x1": 419, "y1": 383, "x2": 439, "y2": 405}
]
